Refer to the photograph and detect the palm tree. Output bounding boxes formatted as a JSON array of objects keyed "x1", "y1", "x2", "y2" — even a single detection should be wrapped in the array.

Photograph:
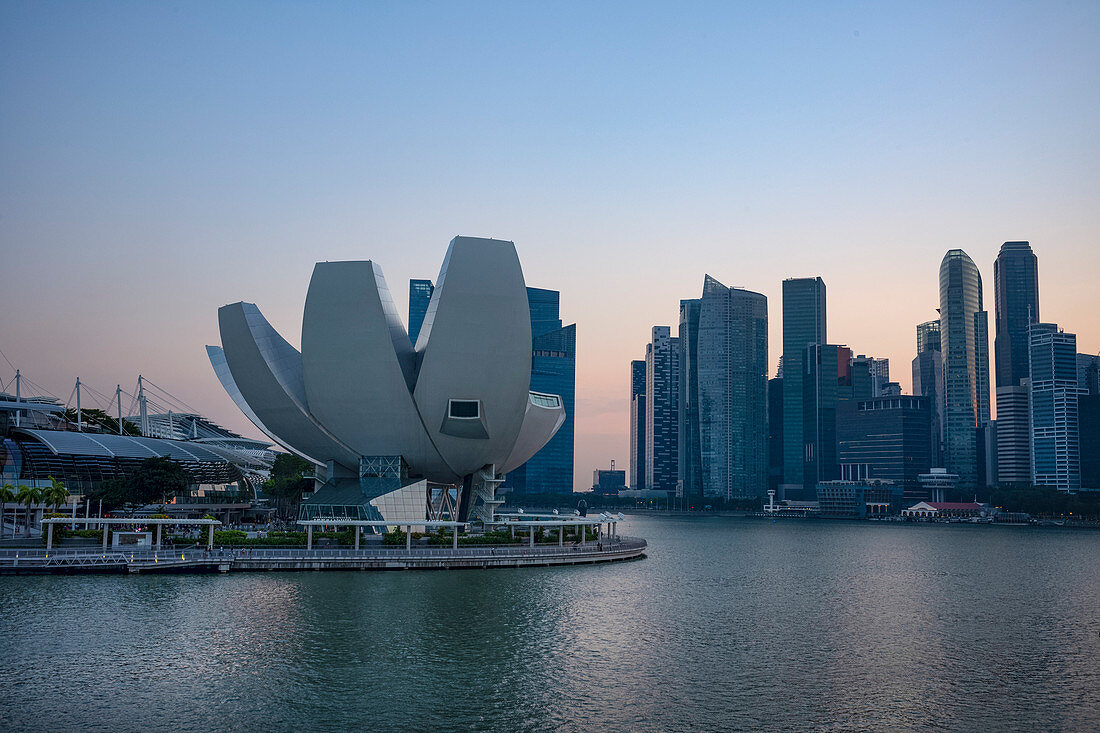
[
  {"x1": 16, "y1": 485, "x2": 43, "y2": 537},
  {"x1": 0, "y1": 484, "x2": 15, "y2": 539},
  {"x1": 43, "y1": 476, "x2": 69, "y2": 513}
]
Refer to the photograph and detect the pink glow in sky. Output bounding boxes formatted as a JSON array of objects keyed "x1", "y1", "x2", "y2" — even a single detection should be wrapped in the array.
[{"x1": 2, "y1": 3, "x2": 1097, "y2": 489}]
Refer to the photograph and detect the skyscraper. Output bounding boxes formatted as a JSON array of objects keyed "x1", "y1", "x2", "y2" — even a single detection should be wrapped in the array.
[
  {"x1": 993, "y1": 242, "x2": 1039, "y2": 488},
  {"x1": 629, "y1": 359, "x2": 647, "y2": 489},
  {"x1": 781, "y1": 277, "x2": 826, "y2": 497},
  {"x1": 912, "y1": 320, "x2": 944, "y2": 466},
  {"x1": 994, "y1": 242, "x2": 1039, "y2": 387},
  {"x1": 693, "y1": 276, "x2": 768, "y2": 500},
  {"x1": 939, "y1": 249, "x2": 991, "y2": 492},
  {"x1": 503, "y1": 287, "x2": 576, "y2": 494},
  {"x1": 801, "y1": 343, "x2": 851, "y2": 493},
  {"x1": 1029, "y1": 323, "x2": 1082, "y2": 491},
  {"x1": 408, "y1": 279, "x2": 435, "y2": 345},
  {"x1": 645, "y1": 326, "x2": 680, "y2": 491},
  {"x1": 678, "y1": 299, "x2": 702, "y2": 499},
  {"x1": 837, "y1": 395, "x2": 933, "y2": 501}
]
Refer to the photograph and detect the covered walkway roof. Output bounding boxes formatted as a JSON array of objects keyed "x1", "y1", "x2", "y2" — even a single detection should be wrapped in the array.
[{"x1": 13, "y1": 428, "x2": 237, "y2": 463}]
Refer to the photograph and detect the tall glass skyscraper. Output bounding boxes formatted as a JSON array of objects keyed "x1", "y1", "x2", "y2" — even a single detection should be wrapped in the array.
[
  {"x1": 630, "y1": 359, "x2": 647, "y2": 489},
  {"x1": 913, "y1": 320, "x2": 945, "y2": 467},
  {"x1": 939, "y1": 249, "x2": 991, "y2": 492},
  {"x1": 781, "y1": 277, "x2": 826, "y2": 498},
  {"x1": 1029, "y1": 323, "x2": 1081, "y2": 491},
  {"x1": 673, "y1": 277, "x2": 771, "y2": 500},
  {"x1": 407, "y1": 279, "x2": 435, "y2": 345},
  {"x1": 503, "y1": 287, "x2": 576, "y2": 494},
  {"x1": 645, "y1": 326, "x2": 680, "y2": 491},
  {"x1": 993, "y1": 241, "x2": 1039, "y2": 486},
  {"x1": 678, "y1": 299, "x2": 702, "y2": 499}
]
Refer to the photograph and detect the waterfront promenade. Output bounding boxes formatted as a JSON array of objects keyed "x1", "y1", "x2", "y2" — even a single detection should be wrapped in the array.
[{"x1": 0, "y1": 537, "x2": 647, "y2": 574}]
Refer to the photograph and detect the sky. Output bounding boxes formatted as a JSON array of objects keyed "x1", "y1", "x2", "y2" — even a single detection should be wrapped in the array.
[{"x1": 1, "y1": 1, "x2": 1098, "y2": 489}]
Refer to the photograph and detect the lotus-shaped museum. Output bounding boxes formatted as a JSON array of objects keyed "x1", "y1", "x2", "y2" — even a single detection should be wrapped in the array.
[{"x1": 207, "y1": 237, "x2": 565, "y2": 523}]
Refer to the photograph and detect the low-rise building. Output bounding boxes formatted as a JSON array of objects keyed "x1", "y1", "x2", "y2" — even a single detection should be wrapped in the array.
[{"x1": 901, "y1": 501, "x2": 991, "y2": 519}]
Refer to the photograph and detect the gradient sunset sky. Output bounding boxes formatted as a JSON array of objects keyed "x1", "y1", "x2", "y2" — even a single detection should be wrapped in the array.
[{"x1": 2, "y1": 2, "x2": 1097, "y2": 488}]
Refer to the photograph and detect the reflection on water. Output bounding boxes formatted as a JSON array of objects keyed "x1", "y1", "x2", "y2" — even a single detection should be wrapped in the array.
[{"x1": 2, "y1": 517, "x2": 1098, "y2": 732}]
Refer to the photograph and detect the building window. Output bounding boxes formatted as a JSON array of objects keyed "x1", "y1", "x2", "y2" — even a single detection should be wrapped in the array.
[{"x1": 448, "y1": 400, "x2": 480, "y2": 419}]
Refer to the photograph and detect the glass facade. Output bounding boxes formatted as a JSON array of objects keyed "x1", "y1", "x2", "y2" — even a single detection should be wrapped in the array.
[
  {"x1": 408, "y1": 279, "x2": 435, "y2": 345},
  {"x1": 994, "y1": 242, "x2": 1039, "y2": 389},
  {"x1": 1029, "y1": 323, "x2": 1082, "y2": 491},
  {"x1": 782, "y1": 277, "x2": 826, "y2": 494},
  {"x1": 630, "y1": 359, "x2": 647, "y2": 489},
  {"x1": 678, "y1": 298, "x2": 702, "y2": 499},
  {"x1": 645, "y1": 326, "x2": 679, "y2": 491},
  {"x1": 916, "y1": 320, "x2": 941, "y2": 354},
  {"x1": 694, "y1": 277, "x2": 768, "y2": 500},
  {"x1": 801, "y1": 344, "x2": 851, "y2": 494},
  {"x1": 502, "y1": 287, "x2": 576, "y2": 495},
  {"x1": 837, "y1": 396, "x2": 932, "y2": 501},
  {"x1": 939, "y1": 249, "x2": 990, "y2": 491}
]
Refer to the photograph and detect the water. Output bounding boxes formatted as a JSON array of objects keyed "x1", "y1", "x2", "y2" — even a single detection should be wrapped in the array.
[{"x1": 2, "y1": 516, "x2": 1098, "y2": 732}]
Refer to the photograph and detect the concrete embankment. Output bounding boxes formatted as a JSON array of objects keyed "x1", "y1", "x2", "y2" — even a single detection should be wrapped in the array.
[{"x1": 0, "y1": 538, "x2": 647, "y2": 575}]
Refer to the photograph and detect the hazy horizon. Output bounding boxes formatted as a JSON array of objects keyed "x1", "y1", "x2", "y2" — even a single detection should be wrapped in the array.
[{"x1": 2, "y1": 2, "x2": 1097, "y2": 488}]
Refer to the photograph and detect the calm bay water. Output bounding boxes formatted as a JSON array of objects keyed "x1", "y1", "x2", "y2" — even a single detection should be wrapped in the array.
[{"x1": 2, "y1": 516, "x2": 1098, "y2": 732}]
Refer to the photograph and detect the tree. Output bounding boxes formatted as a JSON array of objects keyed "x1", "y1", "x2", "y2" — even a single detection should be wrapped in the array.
[
  {"x1": 262, "y1": 454, "x2": 316, "y2": 520},
  {"x1": 43, "y1": 476, "x2": 69, "y2": 513},
  {"x1": 86, "y1": 458, "x2": 191, "y2": 515},
  {"x1": 0, "y1": 484, "x2": 15, "y2": 539},
  {"x1": 16, "y1": 485, "x2": 43, "y2": 536}
]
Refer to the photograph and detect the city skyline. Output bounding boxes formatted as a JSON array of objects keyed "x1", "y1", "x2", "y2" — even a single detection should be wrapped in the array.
[{"x1": 2, "y1": 3, "x2": 1098, "y2": 490}]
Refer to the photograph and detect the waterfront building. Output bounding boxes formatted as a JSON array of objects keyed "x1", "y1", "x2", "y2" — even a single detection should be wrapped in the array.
[
  {"x1": 995, "y1": 384, "x2": 1031, "y2": 485},
  {"x1": 912, "y1": 320, "x2": 945, "y2": 466},
  {"x1": 1079, "y1": 393, "x2": 1100, "y2": 490},
  {"x1": 917, "y1": 467, "x2": 958, "y2": 503},
  {"x1": 801, "y1": 343, "x2": 851, "y2": 496},
  {"x1": 816, "y1": 481, "x2": 904, "y2": 519},
  {"x1": 645, "y1": 326, "x2": 680, "y2": 491},
  {"x1": 678, "y1": 298, "x2": 702, "y2": 499},
  {"x1": 629, "y1": 360, "x2": 647, "y2": 489},
  {"x1": 781, "y1": 277, "x2": 826, "y2": 497},
  {"x1": 502, "y1": 287, "x2": 577, "y2": 495},
  {"x1": 591, "y1": 463, "x2": 626, "y2": 495},
  {"x1": 851, "y1": 354, "x2": 890, "y2": 398},
  {"x1": 210, "y1": 237, "x2": 567, "y2": 525},
  {"x1": 916, "y1": 320, "x2": 941, "y2": 354},
  {"x1": 688, "y1": 276, "x2": 769, "y2": 500},
  {"x1": 1029, "y1": 323, "x2": 1082, "y2": 491},
  {"x1": 901, "y1": 501, "x2": 990, "y2": 519},
  {"x1": 994, "y1": 242, "x2": 1039, "y2": 388},
  {"x1": 768, "y1": 376, "x2": 784, "y2": 494},
  {"x1": 837, "y1": 395, "x2": 932, "y2": 501},
  {"x1": 939, "y1": 249, "x2": 991, "y2": 491},
  {"x1": 993, "y1": 241, "x2": 1039, "y2": 487},
  {"x1": 407, "y1": 279, "x2": 435, "y2": 345}
]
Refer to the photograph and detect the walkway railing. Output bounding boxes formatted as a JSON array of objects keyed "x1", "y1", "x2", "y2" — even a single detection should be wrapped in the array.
[{"x1": 0, "y1": 538, "x2": 646, "y2": 566}]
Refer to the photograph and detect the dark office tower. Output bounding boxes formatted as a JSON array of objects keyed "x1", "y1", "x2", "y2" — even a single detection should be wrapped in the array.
[
  {"x1": 1029, "y1": 323, "x2": 1082, "y2": 491},
  {"x1": 802, "y1": 343, "x2": 850, "y2": 495},
  {"x1": 408, "y1": 279, "x2": 435, "y2": 345},
  {"x1": 768, "y1": 377, "x2": 784, "y2": 494},
  {"x1": 913, "y1": 320, "x2": 945, "y2": 466},
  {"x1": 1079, "y1": 386, "x2": 1100, "y2": 490},
  {"x1": 994, "y1": 242, "x2": 1039, "y2": 388},
  {"x1": 782, "y1": 277, "x2": 826, "y2": 497},
  {"x1": 502, "y1": 287, "x2": 576, "y2": 494},
  {"x1": 646, "y1": 326, "x2": 680, "y2": 491},
  {"x1": 1077, "y1": 353, "x2": 1100, "y2": 393},
  {"x1": 694, "y1": 276, "x2": 769, "y2": 500},
  {"x1": 939, "y1": 250, "x2": 991, "y2": 491},
  {"x1": 916, "y1": 320, "x2": 941, "y2": 354},
  {"x1": 678, "y1": 299, "x2": 702, "y2": 500},
  {"x1": 993, "y1": 243, "x2": 1038, "y2": 488},
  {"x1": 629, "y1": 360, "x2": 647, "y2": 489},
  {"x1": 838, "y1": 395, "x2": 933, "y2": 502}
]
